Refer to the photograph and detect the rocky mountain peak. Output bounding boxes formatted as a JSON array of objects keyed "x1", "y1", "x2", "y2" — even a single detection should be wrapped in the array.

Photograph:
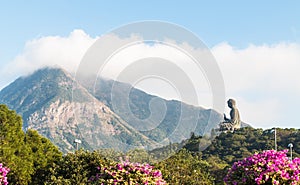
[{"x1": 0, "y1": 67, "x2": 229, "y2": 153}]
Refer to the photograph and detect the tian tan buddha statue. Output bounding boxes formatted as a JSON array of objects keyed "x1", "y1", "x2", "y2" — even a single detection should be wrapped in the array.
[{"x1": 219, "y1": 99, "x2": 241, "y2": 132}]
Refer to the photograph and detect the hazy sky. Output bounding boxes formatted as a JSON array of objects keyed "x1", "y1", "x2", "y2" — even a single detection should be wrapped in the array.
[{"x1": 0, "y1": 1, "x2": 299, "y2": 129}]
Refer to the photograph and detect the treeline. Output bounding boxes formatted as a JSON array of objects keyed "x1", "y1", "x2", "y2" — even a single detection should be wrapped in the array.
[
  {"x1": 188, "y1": 127, "x2": 300, "y2": 184},
  {"x1": 0, "y1": 104, "x2": 62, "y2": 184},
  {"x1": 0, "y1": 104, "x2": 213, "y2": 184},
  {"x1": 1, "y1": 104, "x2": 300, "y2": 184}
]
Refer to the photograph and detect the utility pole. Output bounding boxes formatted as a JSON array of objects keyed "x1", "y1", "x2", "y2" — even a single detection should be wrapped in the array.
[
  {"x1": 288, "y1": 143, "x2": 293, "y2": 160},
  {"x1": 274, "y1": 128, "x2": 277, "y2": 151},
  {"x1": 271, "y1": 128, "x2": 277, "y2": 151}
]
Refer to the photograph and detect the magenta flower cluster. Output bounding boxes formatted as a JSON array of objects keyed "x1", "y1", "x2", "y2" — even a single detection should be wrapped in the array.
[
  {"x1": 224, "y1": 150, "x2": 300, "y2": 185},
  {"x1": 90, "y1": 160, "x2": 167, "y2": 184},
  {"x1": 0, "y1": 163, "x2": 9, "y2": 185}
]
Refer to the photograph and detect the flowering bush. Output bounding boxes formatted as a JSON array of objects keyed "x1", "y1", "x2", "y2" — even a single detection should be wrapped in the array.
[
  {"x1": 0, "y1": 163, "x2": 9, "y2": 185},
  {"x1": 90, "y1": 160, "x2": 167, "y2": 184},
  {"x1": 224, "y1": 150, "x2": 300, "y2": 185}
]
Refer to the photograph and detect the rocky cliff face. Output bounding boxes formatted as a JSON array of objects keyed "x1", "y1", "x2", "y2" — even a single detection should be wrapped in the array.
[
  {"x1": 0, "y1": 67, "x2": 225, "y2": 152},
  {"x1": 0, "y1": 68, "x2": 156, "y2": 152},
  {"x1": 85, "y1": 78, "x2": 223, "y2": 143}
]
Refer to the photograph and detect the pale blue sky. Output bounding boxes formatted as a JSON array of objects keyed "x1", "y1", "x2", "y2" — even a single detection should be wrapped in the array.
[
  {"x1": 0, "y1": 1, "x2": 300, "y2": 128},
  {"x1": 1, "y1": 1, "x2": 299, "y2": 63}
]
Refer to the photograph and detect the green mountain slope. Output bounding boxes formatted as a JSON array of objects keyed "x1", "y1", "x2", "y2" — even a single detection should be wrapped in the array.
[
  {"x1": 201, "y1": 127, "x2": 300, "y2": 163},
  {"x1": 143, "y1": 127, "x2": 300, "y2": 184}
]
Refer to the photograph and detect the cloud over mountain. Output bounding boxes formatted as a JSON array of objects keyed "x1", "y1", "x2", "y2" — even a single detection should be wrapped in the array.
[
  {"x1": 1, "y1": 29, "x2": 96, "y2": 88},
  {"x1": 1, "y1": 29, "x2": 300, "y2": 128}
]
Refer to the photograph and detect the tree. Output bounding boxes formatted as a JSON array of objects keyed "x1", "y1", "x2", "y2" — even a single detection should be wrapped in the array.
[
  {"x1": 125, "y1": 148, "x2": 151, "y2": 163},
  {"x1": 46, "y1": 150, "x2": 111, "y2": 184},
  {"x1": 25, "y1": 129, "x2": 62, "y2": 184},
  {"x1": 0, "y1": 104, "x2": 62, "y2": 184},
  {"x1": 206, "y1": 156, "x2": 229, "y2": 185},
  {"x1": 0, "y1": 104, "x2": 33, "y2": 184},
  {"x1": 155, "y1": 149, "x2": 214, "y2": 184}
]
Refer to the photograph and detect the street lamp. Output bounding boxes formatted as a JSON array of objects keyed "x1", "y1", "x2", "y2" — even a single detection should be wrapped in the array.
[
  {"x1": 74, "y1": 139, "x2": 82, "y2": 150},
  {"x1": 288, "y1": 143, "x2": 293, "y2": 160},
  {"x1": 271, "y1": 128, "x2": 277, "y2": 151}
]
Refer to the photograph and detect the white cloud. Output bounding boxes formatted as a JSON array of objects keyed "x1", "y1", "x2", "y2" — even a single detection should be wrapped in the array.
[
  {"x1": 212, "y1": 42, "x2": 300, "y2": 128},
  {"x1": 213, "y1": 42, "x2": 300, "y2": 93},
  {"x1": 0, "y1": 29, "x2": 97, "y2": 88},
  {"x1": 2, "y1": 29, "x2": 300, "y2": 129},
  {"x1": 99, "y1": 41, "x2": 212, "y2": 108}
]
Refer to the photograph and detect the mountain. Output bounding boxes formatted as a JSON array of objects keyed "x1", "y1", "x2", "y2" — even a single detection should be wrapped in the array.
[
  {"x1": 82, "y1": 78, "x2": 223, "y2": 143},
  {"x1": 0, "y1": 67, "x2": 237, "y2": 152},
  {"x1": 0, "y1": 68, "x2": 156, "y2": 152}
]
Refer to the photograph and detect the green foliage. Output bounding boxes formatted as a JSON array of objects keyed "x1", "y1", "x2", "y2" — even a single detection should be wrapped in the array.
[
  {"x1": 183, "y1": 127, "x2": 300, "y2": 184},
  {"x1": 46, "y1": 150, "x2": 111, "y2": 184},
  {"x1": 155, "y1": 149, "x2": 214, "y2": 184},
  {"x1": 0, "y1": 104, "x2": 34, "y2": 184},
  {"x1": 202, "y1": 127, "x2": 300, "y2": 165},
  {"x1": 96, "y1": 149, "x2": 124, "y2": 162},
  {"x1": 206, "y1": 156, "x2": 229, "y2": 185},
  {"x1": 183, "y1": 133, "x2": 213, "y2": 153},
  {"x1": 0, "y1": 104, "x2": 62, "y2": 185},
  {"x1": 25, "y1": 129, "x2": 62, "y2": 184},
  {"x1": 126, "y1": 149, "x2": 151, "y2": 163}
]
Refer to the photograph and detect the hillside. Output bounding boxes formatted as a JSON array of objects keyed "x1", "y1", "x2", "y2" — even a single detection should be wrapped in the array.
[
  {"x1": 182, "y1": 127, "x2": 300, "y2": 184},
  {"x1": 0, "y1": 68, "x2": 156, "y2": 152},
  {"x1": 0, "y1": 67, "x2": 237, "y2": 153},
  {"x1": 201, "y1": 127, "x2": 300, "y2": 162},
  {"x1": 83, "y1": 78, "x2": 223, "y2": 143}
]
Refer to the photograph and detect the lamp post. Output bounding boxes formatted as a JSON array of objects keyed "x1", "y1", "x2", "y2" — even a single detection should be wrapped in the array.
[
  {"x1": 288, "y1": 143, "x2": 293, "y2": 160},
  {"x1": 74, "y1": 139, "x2": 82, "y2": 150},
  {"x1": 271, "y1": 128, "x2": 277, "y2": 151},
  {"x1": 274, "y1": 128, "x2": 277, "y2": 151}
]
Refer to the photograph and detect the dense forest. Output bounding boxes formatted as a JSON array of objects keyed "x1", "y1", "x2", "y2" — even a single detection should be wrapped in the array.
[{"x1": 1, "y1": 104, "x2": 299, "y2": 184}]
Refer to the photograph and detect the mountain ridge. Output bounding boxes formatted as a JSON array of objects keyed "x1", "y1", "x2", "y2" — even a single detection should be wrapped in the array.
[
  {"x1": 0, "y1": 67, "x2": 245, "y2": 152},
  {"x1": 0, "y1": 68, "x2": 158, "y2": 152}
]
